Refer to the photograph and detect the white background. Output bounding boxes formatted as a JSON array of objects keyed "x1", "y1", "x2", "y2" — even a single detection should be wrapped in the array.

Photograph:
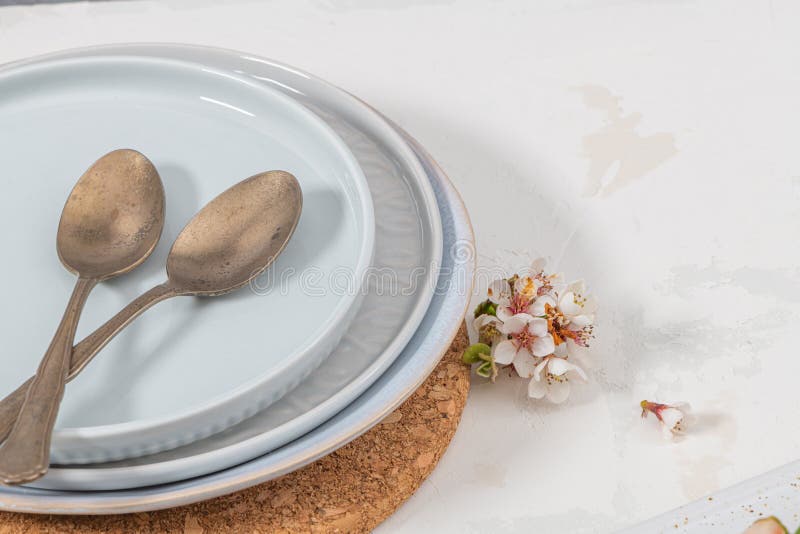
[{"x1": 2, "y1": 1, "x2": 799, "y2": 532}]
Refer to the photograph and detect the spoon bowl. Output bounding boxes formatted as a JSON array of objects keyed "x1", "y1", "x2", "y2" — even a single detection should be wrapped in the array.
[
  {"x1": 167, "y1": 170, "x2": 302, "y2": 296},
  {"x1": 57, "y1": 149, "x2": 165, "y2": 279}
]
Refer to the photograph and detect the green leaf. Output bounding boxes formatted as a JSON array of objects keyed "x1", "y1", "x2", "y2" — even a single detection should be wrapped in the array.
[
  {"x1": 476, "y1": 361, "x2": 494, "y2": 378},
  {"x1": 462, "y1": 343, "x2": 492, "y2": 364},
  {"x1": 473, "y1": 299, "x2": 497, "y2": 318}
]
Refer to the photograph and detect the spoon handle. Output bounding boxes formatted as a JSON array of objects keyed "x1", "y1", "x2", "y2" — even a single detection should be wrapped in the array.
[
  {"x1": 70, "y1": 282, "x2": 178, "y2": 379},
  {"x1": 0, "y1": 282, "x2": 177, "y2": 448},
  {"x1": 0, "y1": 277, "x2": 97, "y2": 484}
]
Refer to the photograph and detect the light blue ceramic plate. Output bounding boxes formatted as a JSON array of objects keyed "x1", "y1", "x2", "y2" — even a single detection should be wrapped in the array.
[{"x1": 0, "y1": 53, "x2": 375, "y2": 464}]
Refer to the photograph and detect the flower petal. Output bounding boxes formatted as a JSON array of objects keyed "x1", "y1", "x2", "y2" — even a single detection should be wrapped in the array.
[
  {"x1": 513, "y1": 351, "x2": 538, "y2": 378},
  {"x1": 528, "y1": 317, "x2": 549, "y2": 337},
  {"x1": 558, "y1": 291, "x2": 582, "y2": 316},
  {"x1": 496, "y1": 306, "x2": 513, "y2": 322},
  {"x1": 500, "y1": 313, "x2": 535, "y2": 334},
  {"x1": 528, "y1": 377, "x2": 547, "y2": 399},
  {"x1": 660, "y1": 408, "x2": 684, "y2": 430},
  {"x1": 533, "y1": 358, "x2": 549, "y2": 381},
  {"x1": 531, "y1": 334, "x2": 555, "y2": 357},
  {"x1": 569, "y1": 314, "x2": 593, "y2": 329},
  {"x1": 492, "y1": 339, "x2": 517, "y2": 365},
  {"x1": 549, "y1": 274, "x2": 567, "y2": 294},
  {"x1": 473, "y1": 314, "x2": 501, "y2": 329},
  {"x1": 553, "y1": 343, "x2": 569, "y2": 358},
  {"x1": 546, "y1": 378, "x2": 571, "y2": 403},
  {"x1": 566, "y1": 279, "x2": 586, "y2": 295},
  {"x1": 530, "y1": 257, "x2": 547, "y2": 274},
  {"x1": 530, "y1": 295, "x2": 555, "y2": 316},
  {"x1": 547, "y1": 357, "x2": 587, "y2": 380},
  {"x1": 488, "y1": 279, "x2": 510, "y2": 300},
  {"x1": 582, "y1": 294, "x2": 598, "y2": 315}
]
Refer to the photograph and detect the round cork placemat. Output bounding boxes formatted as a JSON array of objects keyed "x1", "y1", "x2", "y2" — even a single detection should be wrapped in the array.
[{"x1": 0, "y1": 324, "x2": 470, "y2": 534}]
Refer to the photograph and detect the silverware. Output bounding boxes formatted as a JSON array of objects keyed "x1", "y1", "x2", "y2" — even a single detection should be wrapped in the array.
[
  {"x1": 0, "y1": 170, "x2": 301, "y2": 484},
  {"x1": 0, "y1": 149, "x2": 165, "y2": 484}
]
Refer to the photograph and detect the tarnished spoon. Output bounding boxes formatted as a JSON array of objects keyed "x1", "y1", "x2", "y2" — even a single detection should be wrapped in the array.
[
  {"x1": 0, "y1": 170, "x2": 301, "y2": 484},
  {"x1": 0, "y1": 149, "x2": 165, "y2": 485}
]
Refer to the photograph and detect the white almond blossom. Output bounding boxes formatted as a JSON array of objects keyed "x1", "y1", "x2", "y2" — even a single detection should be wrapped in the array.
[
  {"x1": 527, "y1": 354, "x2": 588, "y2": 403},
  {"x1": 531, "y1": 279, "x2": 596, "y2": 356},
  {"x1": 488, "y1": 276, "x2": 540, "y2": 321},
  {"x1": 640, "y1": 401, "x2": 692, "y2": 440},
  {"x1": 532, "y1": 279, "x2": 596, "y2": 327},
  {"x1": 529, "y1": 257, "x2": 566, "y2": 297},
  {"x1": 493, "y1": 313, "x2": 555, "y2": 373}
]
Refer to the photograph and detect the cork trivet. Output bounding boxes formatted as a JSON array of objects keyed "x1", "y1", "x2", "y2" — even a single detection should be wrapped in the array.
[{"x1": 0, "y1": 324, "x2": 470, "y2": 533}]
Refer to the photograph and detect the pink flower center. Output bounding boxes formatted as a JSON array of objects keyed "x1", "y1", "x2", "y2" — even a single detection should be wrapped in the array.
[
  {"x1": 512, "y1": 327, "x2": 536, "y2": 351},
  {"x1": 508, "y1": 293, "x2": 532, "y2": 315}
]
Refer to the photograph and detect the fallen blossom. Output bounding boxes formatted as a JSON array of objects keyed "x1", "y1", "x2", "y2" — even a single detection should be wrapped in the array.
[{"x1": 640, "y1": 400, "x2": 691, "y2": 440}]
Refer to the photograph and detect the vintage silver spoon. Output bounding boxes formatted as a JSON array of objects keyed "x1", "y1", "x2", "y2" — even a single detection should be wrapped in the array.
[
  {"x1": 0, "y1": 170, "x2": 301, "y2": 484},
  {"x1": 0, "y1": 149, "x2": 165, "y2": 485}
]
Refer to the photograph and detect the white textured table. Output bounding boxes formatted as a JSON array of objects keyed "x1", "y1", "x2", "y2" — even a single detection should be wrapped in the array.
[{"x1": 1, "y1": 1, "x2": 798, "y2": 532}]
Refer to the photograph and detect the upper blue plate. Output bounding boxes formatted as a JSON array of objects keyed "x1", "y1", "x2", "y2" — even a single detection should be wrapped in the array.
[{"x1": 0, "y1": 53, "x2": 375, "y2": 464}]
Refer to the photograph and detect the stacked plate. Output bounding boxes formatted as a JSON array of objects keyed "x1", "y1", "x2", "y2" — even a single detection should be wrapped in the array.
[{"x1": 0, "y1": 44, "x2": 474, "y2": 513}]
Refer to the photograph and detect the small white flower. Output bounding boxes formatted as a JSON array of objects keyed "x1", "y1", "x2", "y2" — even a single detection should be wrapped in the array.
[
  {"x1": 532, "y1": 280, "x2": 596, "y2": 326},
  {"x1": 527, "y1": 354, "x2": 587, "y2": 403},
  {"x1": 531, "y1": 279, "x2": 596, "y2": 358},
  {"x1": 493, "y1": 313, "x2": 555, "y2": 374},
  {"x1": 529, "y1": 257, "x2": 566, "y2": 297},
  {"x1": 488, "y1": 276, "x2": 541, "y2": 321},
  {"x1": 640, "y1": 401, "x2": 692, "y2": 440}
]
